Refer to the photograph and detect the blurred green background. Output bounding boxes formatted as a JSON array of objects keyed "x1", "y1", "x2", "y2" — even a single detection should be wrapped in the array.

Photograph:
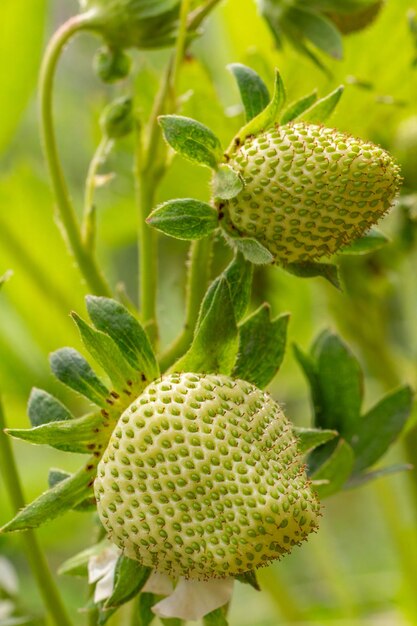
[{"x1": 2, "y1": 0, "x2": 417, "y2": 624}]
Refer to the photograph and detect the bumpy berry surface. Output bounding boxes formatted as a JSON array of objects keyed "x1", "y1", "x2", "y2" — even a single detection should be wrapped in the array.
[
  {"x1": 95, "y1": 373, "x2": 320, "y2": 580},
  {"x1": 221, "y1": 123, "x2": 400, "y2": 265}
]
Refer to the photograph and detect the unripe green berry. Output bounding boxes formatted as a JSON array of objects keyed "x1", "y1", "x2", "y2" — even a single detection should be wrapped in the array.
[
  {"x1": 94, "y1": 46, "x2": 131, "y2": 83},
  {"x1": 95, "y1": 373, "x2": 320, "y2": 580},
  {"x1": 326, "y1": 1, "x2": 383, "y2": 35},
  {"x1": 80, "y1": 0, "x2": 180, "y2": 50},
  {"x1": 220, "y1": 123, "x2": 400, "y2": 265},
  {"x1": 100, "y1": 97, "x2": 134, "y2": 139}
]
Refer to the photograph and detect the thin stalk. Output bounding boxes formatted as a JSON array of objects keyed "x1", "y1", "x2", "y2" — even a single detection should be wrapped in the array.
[
  {"x1": 0, "y1": 396, "x2": 73, "y2": 626},
  {"x1": 39, "y1": 14, "x2": 112, "y2": 297},
  {"x1": 159, "y1": 237, "x2": 213, "y2": 372},
  {"x1": 82, "y1": 137, "x2": 114, "y2": 250}
]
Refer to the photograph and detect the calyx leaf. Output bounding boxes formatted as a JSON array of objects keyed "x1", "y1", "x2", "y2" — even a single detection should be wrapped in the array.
[
  {"x1": 147, "y1": 198, "x2": 218, "y2": 240},
  {"x1": 299, "y1": 85, "x2": 344, "y2": 124},
  {"x1": 158, "y1": 115, "x2": 223, "y2": 169},
  {"x1": 212, "y1": 165, "x2": 244, "y2": 201},
  {"x1": 227, "y1": 63, "x2": 270, "y2": 122}
]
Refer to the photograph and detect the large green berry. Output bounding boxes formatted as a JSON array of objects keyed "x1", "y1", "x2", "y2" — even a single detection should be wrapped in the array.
[
  {"x1": 80, "y1": 0, "x2": 181, "y2": 49},
  {"x1": 220, "y1": 123, "x2": 400, "y2": 265},
  {"x1": 95, "y1": 373, "x2": 320, "y2": 580},
  {"x1": 326, "y1": 1, "x2": 383, "y2": 35}
]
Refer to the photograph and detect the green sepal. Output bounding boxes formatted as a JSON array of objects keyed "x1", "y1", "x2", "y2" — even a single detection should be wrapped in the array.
[
  {"x1": 203, "y1": 607, "x2": 229, "y2": 626},
  {"x1": 0, "y1": 462, "x2": 96, "y2": 532},
  {"x1": 135, "y1": 593, "x2": 156, "y2": 626},
  {"x1": 351, "y1": 386, "x2": 413, "y2": 474},
  {"x1": 293, "y1": 427, "x2": 338, "y2": 454},
  {"x1": 340, "y1": 229, "x2": 389, "y2": 255},
  {"x1": 6, "y1": 412, "x2": 105, "y2": 454},
  {"x1": 172, "y1": 278, "x2": 238, "y2": 375},
  {"x1": 281, "y1": 90, "x2": 318, "y2": 125},
  {"x1": 28, "y1": 388, "x2": 73, "y2": 427},
  {"x1": 212, "y1": 165, "x2": 244, "y2": 200},
  {"x1": 233, "y1": 305, "x2": 289, "y2": 389},
  {"x1": 50, "y1": 348, "x2": 109, "y2": 407},
  {"x1": 48, "y1": 469, "x2": 95, "y2": 512},
  {"x1": 147, "y1": 199, "x2": 218, "y2": 240},
  {"x1": 86, "y1": 296, "x2": 159, "y2": 382},
  {"x1": 299, "y1": 85, "x2": 344, "y2": 124},
  {"x1": 312, "y1": 330, "x2": 363, "y2": 436},
  {"x1": 235, "y1": 570, "x2": 261, "y2": 591},
  {"x1": 72, "y1": 312, "x2": 145, "y2": 392},
  {"x1": 198, "y1": 253, "x2": 253, "y2": 325},
  {"x1": 58, "y1": 541, "x2": 108, "y2": 577},
  {"x1": 234, "y1": 238, "x2": 274, "y2": 265},
  {"x1": 286, "y1": 7, "x2": 343, "y2": 60},
  {"x1": 158, "y1": 115, "x2": 223, "y2": 169},
  {"x1": 105, "y1": 558, "x2": 151, "y2": 609},
  {"x1": 346, "y1": 464, "x2": 412, "y2": 489},
  {"x1": 285, "y1": 261, "x2": 341, "y2": 290},
  {"x1": 229, "y1": 69, "x2": 286, "y2": 153},
  {"x1": 227, "y1": 63, "x2": 270, "y2": 122},
  {"x1": 311, "y1": 439, "x2": 355, "y2": 498}
]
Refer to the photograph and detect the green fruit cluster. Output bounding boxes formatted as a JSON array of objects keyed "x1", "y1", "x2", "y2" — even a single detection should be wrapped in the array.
[
  {"x1": 221, "y1": 123, "x2": 400, "y2": 264},
  {"x1": 95, "y1": 373, "x2": 320, "y2": 580}
]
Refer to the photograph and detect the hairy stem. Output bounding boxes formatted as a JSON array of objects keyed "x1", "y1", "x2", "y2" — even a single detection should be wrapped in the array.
[
  {"x1": 0, "y1": 397, "x2": 73, "y2": 626},
  {"x1": 83, "y1": 137, "x2": 114, "y2": 250},
  {"x1": 39, "y1": 14, "x2": 112, "y2": 297},
  {"x1": 159, "y1": 237, "x2": 213, "y2": 371}
]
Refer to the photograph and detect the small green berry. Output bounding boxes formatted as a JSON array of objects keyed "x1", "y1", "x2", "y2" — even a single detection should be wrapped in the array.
[
  {"x1": 94, "y1": 46, "x2": 131, "y2": 83},
  {"x1": 220, "y1": 123, "x2": 401, "y2": 264},
  {"x1": 95, "y1": 373, "x2": 320, "y2": 580},
  {"x1": 100, "y1": 97, "x2": 134, "y2": 139}
]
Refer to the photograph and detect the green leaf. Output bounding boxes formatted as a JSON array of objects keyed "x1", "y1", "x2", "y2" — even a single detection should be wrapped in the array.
[
  {"x1": 50, "y1": 348, "x2": 109, "y2": 407},
  {"x1": 105, "y1": 557, "x2": 151, "y2": 609},
  {"x1": 233, "y1": 305, "x2": 289, "y2": 388},
  {"x1": 58, "y1": 541, "x2": 108, "y2": 577},
  {"x1": 147, "y1": 199, "x2": 218, "y2": 240},
  {"x1": 347, "y1": 464, "x2": 412, "y2": 489},
  {"x1": 280, "y1": 90, "x2": 318, "y2": 125},
  {"x1": 198, "y1": 253, "x2": 253, "y2": 325},
  {"x1": 311, "y1": 331, "x2": 364, "y2": 437},
  {"x1": 158, "y1": 115, "x2": 223, "y2": 169},
  {"x1": 134, "y1": 593, "x2": 156, "y2": 626},
  {"x1": 72, "y1": 312, "x2": 140, "y2": 391},
  {"x1": 287, "y1": 7, "x2": 343, "y2": 59},
  {"x1": 27, "y1": 388, "x2": 72, "y2": 427},
  {"x1": 173, "y1": 278, "x2": 238, "y2": 375},
  {"x1": 293, "y1": 427, "x2": 338, "y2": 454},
  {"x1": 340, "y1": 229, "x2": 389, "y2": 255},
  {"x1": 1, "y1": 463, "x2": 96, "y2": 532},
  {"x1": 351, "y1": 386, "x2": 413, "y2": 474},
  {"x1": 203, "y1": 607, "x2": 229, "y2": 626},
  {"x1": 227, "y1": 63, "x2": 270, "y2": 121},
  {"x1": 235, "y1": 570, "x2": 261, "y2": 591},
  {"x1": 7, "y1": 412, "x2": 105, "y2": 454},
  {"x1": 311, "y1": 439, "x2": 355, "y2": 498},
  {"x1": 212, "y1": 165, "x2": 244, "y2": 200},
  {"x1": 299, "y1": 86, "x2": 344, "y2": 124},
  {"x1": 285, "y1": 261, "x2": 341, "y2": 289},
  {"x1": 293, "y1": 344, "x2": 323, "y2": 422},
  {"x1": 86, "y1": 297, "x2": 159, "y2": 382},
  {"x1": 234, "y1": 238, "x2": 274, "y2": 265},
  {"x1": 230, "y1": 69, "x2": 286, "y2": 152}
]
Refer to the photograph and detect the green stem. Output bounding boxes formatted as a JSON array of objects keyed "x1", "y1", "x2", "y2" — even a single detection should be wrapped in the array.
[
  {"x1": 39, "y1": 14, "x2": 112, "y2": 297},
  {"x1": 159, "y1": 237, "x2": 213, "y2": 372},
  {"x1": 0, "y1": 396, "x2": 73, "y2": 626},
  {"x1": 82, "y1": 137, "x2": 114, "y2": 250},
  {"x1": 171, "y1": 0, "x2": 192, "y2": 92}
]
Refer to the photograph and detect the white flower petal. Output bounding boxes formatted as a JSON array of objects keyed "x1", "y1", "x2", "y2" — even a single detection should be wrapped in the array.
[
  {"x1": 88, "y1": 546, "x2": 120, "y2": 584},
  {"x1": 152, "y1": 578, "x2": 234, "y2": 621},
  {"x1": 94, "y1": 567, "x2": 116, "y2": 603},
  {"x1": 142, "y1": 571, "x2": 174, "y2": 596},
  {"x1": 0, "y1": 557, "x2": 18, "y2": 595},
  {"x1": 0, "y1": 600, "x2": 14, "y2": 620}
]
